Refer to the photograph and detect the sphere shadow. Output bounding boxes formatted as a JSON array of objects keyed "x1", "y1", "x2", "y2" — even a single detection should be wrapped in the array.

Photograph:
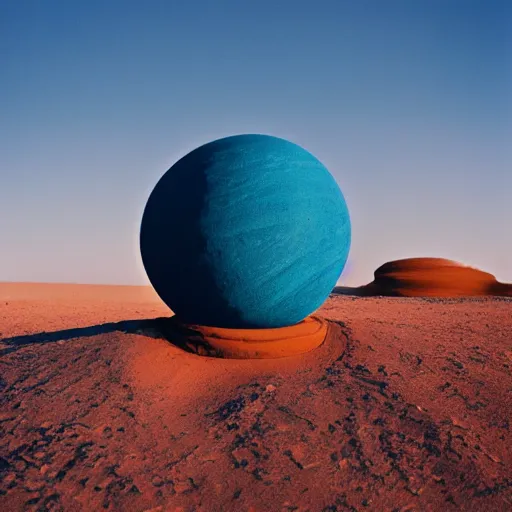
[{"x1": 140, "y1": 147, "x2": 244, "y2": 327}]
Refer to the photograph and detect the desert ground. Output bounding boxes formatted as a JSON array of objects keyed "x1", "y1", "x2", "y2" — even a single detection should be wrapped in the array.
[{"x1": 1, "y1": 281, "x2": 511, "y2": 511}]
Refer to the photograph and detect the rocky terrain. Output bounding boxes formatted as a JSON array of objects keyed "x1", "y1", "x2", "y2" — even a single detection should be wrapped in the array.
[{"x1": 0, "y1": 283, "x2": 511, "y2": 511}]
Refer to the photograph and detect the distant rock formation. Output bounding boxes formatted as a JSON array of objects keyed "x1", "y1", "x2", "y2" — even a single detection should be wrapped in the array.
[{"x1": 334, "y1": 257, "x2": 512, "y2": 297}]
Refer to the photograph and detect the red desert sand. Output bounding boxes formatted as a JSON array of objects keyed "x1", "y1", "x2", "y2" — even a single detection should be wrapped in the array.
[{"x1": 1, "y1": 273, "x2": 511, "y2": 511}]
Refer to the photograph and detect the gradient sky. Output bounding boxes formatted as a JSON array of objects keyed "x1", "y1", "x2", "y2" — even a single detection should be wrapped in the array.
[{"x1": 1, "y1": 0, "x2": 511, "y2": 287}]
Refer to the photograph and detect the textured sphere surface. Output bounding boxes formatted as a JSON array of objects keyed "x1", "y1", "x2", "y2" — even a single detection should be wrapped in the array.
[{"x1": 140, "y1": 134, "x2": 351, "y2": 328}]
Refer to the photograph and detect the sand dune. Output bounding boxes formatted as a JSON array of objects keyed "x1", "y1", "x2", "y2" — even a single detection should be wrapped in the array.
[
  {"x1": 334, "y1": 257, "x2": 512, "y2": 297},
  {"x1": 1, "y1": 283, "x2": 511, "y2": 511}
]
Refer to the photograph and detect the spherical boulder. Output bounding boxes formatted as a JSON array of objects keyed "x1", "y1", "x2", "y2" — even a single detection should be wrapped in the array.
[{"x1": 140, "y1": 134, "x2": 351, "y2": 328}]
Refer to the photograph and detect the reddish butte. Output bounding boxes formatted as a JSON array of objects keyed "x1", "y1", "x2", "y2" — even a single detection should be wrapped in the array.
[
  {"x1": 1, "y1": 283, "x2": 511, "y2": 511},
  {"x1": 335, "y1": 258, "x2": 512, "y2": 297}
]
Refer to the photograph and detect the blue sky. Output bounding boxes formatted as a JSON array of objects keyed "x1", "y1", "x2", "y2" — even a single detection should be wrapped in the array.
[{"x1": 1, "y1": 0, "x2": 511, "y2": 286}]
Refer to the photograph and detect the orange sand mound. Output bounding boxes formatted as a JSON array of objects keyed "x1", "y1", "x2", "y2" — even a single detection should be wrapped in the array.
[
  {"x1": 1, "y1": 283, "x2": 511, "y2": 511},
  {"x1": 334, "y1": 257, "x2": 512, "y2": 297}
]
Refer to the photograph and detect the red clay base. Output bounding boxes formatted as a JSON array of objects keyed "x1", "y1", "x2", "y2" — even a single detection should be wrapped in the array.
[{"x1": 166, "y1": 315, "x2": 328, "y2": 359}]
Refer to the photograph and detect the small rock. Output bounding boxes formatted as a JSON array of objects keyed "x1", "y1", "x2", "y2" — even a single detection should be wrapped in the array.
[
  {"x1": 265, "y1": 385, "x2": 276, "y2": 393},
  {"x1": 24, "y1": 480, "x2": 45, "y2": 492},
  {"x1": 13, "y1": 460, "x2": 27, "y2": 472},
  {"x1": 451, "y1": 417, "x2": 470, "y2": 430},
  {"x1": 151, "y1": 476, "x2": 164, "y2": 487},
  {"x1": 486, "y1": 453, "x2": 502, "y2": 463},
  {"x1": 4, "y1": 473, "x2": 16, "y2": 485}
]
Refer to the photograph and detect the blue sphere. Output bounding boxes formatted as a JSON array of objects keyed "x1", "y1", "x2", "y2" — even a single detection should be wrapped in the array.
[{"x1": 140, "y1": 134, "x2": 351, "y2": 328}]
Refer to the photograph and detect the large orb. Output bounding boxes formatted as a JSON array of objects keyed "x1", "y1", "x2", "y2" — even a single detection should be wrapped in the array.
[{"x1": 140, "y1": 134, "x2": 351, "y2": 328}]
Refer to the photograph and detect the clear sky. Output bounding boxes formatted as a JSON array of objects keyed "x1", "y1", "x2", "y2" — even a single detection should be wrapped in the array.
[{"x1": 1, "y1": 0, "x2": 511, "y2": 287}]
